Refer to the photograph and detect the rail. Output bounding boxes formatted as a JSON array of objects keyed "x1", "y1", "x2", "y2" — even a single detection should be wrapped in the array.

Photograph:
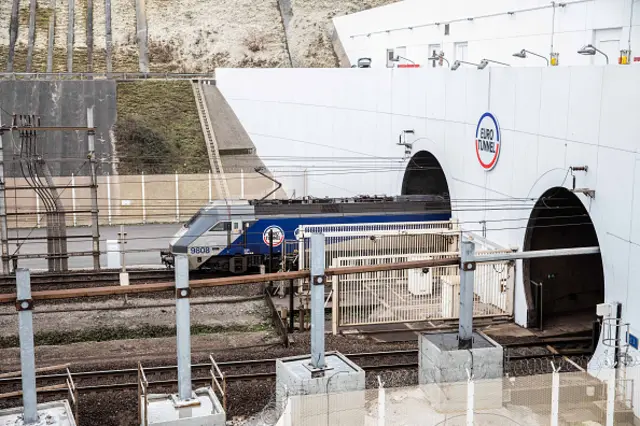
[
  {"x1": 265, "y1": 292, "x2": 290, "y2": 347},
  {"x1": 0, "y1": 72, "x2": 216, "y2": 81},
  {"x1": 0, "y1": 257, "x2": 461, "y2": 303}
]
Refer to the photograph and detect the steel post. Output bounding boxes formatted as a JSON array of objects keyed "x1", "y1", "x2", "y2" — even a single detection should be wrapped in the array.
[
  {"x1": 17, "y1": 269, "x2": 39, "y2": 424},
  {"x1": 0, "y1": 115, "x2": 10, "y2": 274},
  {"x1": 459, "y1": 239, "x2": 475, "y2": 349},
  {"x1": 289, "y1": 279, "x2": 295, "y2": 332},
  {"x1": 87, "y1": 107, "x2": 100, "y2": 270},
  {"x1": 310, "y1": 233, "x2": 326, "y2": 369},
  {"x1": 175, "y1": 254, "x2": 193, "y2": 401}
]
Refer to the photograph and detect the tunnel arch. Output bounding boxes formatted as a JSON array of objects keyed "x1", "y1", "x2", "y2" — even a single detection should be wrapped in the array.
[
  {"x1": 523, "y1": 187, "x2": 604, "y2": 331},
  {"x1": 401, "y1": 151, "x2": 451, "y2": 209}
]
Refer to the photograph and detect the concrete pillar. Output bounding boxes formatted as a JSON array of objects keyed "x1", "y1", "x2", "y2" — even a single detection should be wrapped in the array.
[
  {"x1": 67, "y1": 0, "x2": 74, "y2": 72},
  {"x1": 105, "y1": 0, "x2": 113, "y2": 74},
  {"x1": 17, "y1": 269, "x2": 39, "y2": 424},
  {"x1": 26, "y1": 0, "x2": 37, "y2": 72},
  {"x1": 7, "y1": 0, "x2": 20, "y2": 72},
  {"x1": 135, "y1": 0, "x2": 149, "y2": 72}
]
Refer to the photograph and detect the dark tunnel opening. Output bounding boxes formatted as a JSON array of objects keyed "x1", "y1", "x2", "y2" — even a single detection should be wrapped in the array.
[
  {"x1": 523, "y1": 187, "x2": 604, "y2": 332},
  {"x1": 401, "y1": 151, "x2": 452, "y2": 213}
]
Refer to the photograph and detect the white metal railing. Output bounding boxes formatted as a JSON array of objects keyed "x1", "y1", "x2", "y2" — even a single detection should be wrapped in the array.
[
  {"x1": 332, "y1": 251, "x2": 514, "y2": 332},
  {"x1": 297, "y1": 220, "x2": 458, "y2": 271}
]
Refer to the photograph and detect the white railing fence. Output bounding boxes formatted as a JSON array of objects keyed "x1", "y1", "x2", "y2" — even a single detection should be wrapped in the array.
[{"x1": 331, "y1": 251, "x2": 513, "y2": 332}]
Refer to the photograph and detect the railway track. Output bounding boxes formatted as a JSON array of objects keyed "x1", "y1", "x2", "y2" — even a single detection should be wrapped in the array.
[
  {"x1": 0, "y1": 269, "x2": 225, "y2": 293},
  {"x1": 0, "y1": 350, "x2": 417, "y2": 399},
  {"x1": 0, "y1": 339, "x2": 594, "y2": 401}
]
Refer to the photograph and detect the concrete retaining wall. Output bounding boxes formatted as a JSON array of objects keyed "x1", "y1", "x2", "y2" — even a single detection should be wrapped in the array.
[{"x1": 0, "y1": 80, "x2": 116, "y2": 176}]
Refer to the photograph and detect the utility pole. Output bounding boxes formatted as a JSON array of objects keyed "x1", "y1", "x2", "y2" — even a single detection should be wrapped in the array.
[
  {"x1": 0, "y1": 115, "x2": 10, "y2": 274},
  {"x1": 87, "y1": 107, "x2": 101, "y2": 270}
]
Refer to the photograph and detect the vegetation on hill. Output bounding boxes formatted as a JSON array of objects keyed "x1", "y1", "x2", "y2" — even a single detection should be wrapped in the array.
[{"x1": 115, "y1": 81, "x2": 209, "y2": 174}]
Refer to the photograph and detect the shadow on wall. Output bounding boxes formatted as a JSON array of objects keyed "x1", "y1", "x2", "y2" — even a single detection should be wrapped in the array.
[{"x1": 523, "y1": 187, "x2": 604, "y2": 328}]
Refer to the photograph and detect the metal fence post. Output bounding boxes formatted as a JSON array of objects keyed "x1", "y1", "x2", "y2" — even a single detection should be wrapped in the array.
[
  {"x1": 551, "y1": 363, "x2": 560, "y2": 426},
  {"x1": 106, "y1": 173, "x2": 112, "y2": 226},
  {"x1": 175, "y1": 254, "x2": 193, "y2": 401},
  {"x1": 459, "y1": 239, "x2": 476, "y2": 349},
  {"x1": 17, "y1": 269, "x2": 39, "y2": 424},
  {"x1": 141, "y1": 172, "x2": 146, "y2": 224},
  {"x1": 71, "y1": 173, "x2": 77, "y2": 227},
  {"x1": 607, "y1": 368, "x2": 616, "y2": 426},
  {"x1": 466, "y1": 370, "x2": 474, "y2": 426},
  {"x1": 208, "y1": 169, "x2": 212, "y2": 203},
  {"x1": 175, "y1": 172, "x2": 180, "y2": 223},
  {"x1": 310, "y1": 233, "x2": 326, "y2": 369},
  {"x1": 241, "y1": 169, "x2": 245, "y2": 199},
  {"x1": 377, "y1": 376, "x2": 385, "y2": 426}
]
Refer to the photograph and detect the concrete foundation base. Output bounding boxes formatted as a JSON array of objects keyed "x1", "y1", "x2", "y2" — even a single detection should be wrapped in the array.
[
  {"x1": 276, "y1": 351, "x2": 365, "y2": 426},
  {"x1": 0, "y1": 400, "x2": 77, "y2": 426},
  {"x1": 419, "y1": 331, "x2": 504, "y2": 413},
  {"x1": 141, "y1": 387, "x2": 225, "y2": 426}
]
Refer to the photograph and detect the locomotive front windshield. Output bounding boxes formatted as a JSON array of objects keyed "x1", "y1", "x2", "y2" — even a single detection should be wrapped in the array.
[{"x1": 184, "y1": 208, "x2": 204, "y2": 228}]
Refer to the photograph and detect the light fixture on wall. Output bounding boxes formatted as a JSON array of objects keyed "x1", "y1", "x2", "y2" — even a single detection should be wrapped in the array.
[
  {"x1": 398, "y1": 130, "x2": 415, "y2": 157},
  {"x1": 513, "y1": 49, "x2": 550, "y2": 66},
  {"x1": 479, "y1": 59, "x2": 511, "y2": 69},
  {"x1": 428, "y1": 53, "x2": 450, "y2": 68},
  {"x1": 577, "y1": 44, "x2": 609, "y2": 64},
  {"x1": 451, "y1": 60, "x2": 482, "y2": 70}
]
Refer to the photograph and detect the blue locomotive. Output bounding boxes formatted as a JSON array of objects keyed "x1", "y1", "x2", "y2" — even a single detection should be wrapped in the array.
[{"x1": 161, "y1": 195, "x2": 451, "y2": 273}]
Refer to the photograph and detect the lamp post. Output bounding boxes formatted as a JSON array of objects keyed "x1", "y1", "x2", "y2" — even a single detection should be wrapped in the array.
[
  {"x1": 451, "y1": 60, "x2": 482, "y2": 70},
  {"x1": 578, "y1": 44, "x2": 609, "y2": 64},
  {"x1": 513, "y1": 49, "x2": 550, "y2": 66},
  {"x1": 478, "y1": 59, "x2": 511, "y2": 69}
]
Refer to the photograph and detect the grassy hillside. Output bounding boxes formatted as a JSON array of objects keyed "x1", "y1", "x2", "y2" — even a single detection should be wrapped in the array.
[{"x1": 115, "y1": 81, "x2": 209, "y2": 174}]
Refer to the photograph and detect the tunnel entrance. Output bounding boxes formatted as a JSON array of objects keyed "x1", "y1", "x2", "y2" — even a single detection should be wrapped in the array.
[
  {"x1": 523, "y1": 187, "x2": 604, "y2": 333},
  {"x1": 401, "y1": 151, "x2": 451, "y2": 211}
]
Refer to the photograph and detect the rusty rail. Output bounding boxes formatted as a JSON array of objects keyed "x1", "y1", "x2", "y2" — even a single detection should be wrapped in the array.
[{"x1": 0, "y1": 257, "x2": 460, "y2": 304}]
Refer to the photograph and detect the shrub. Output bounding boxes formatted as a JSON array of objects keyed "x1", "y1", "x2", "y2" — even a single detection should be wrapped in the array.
[{"x1": 114, "y1": 117, "x2": 172, "y2": 174}]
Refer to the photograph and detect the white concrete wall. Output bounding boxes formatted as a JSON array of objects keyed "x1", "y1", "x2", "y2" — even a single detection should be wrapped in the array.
[
  {"x1": 332, "y1": 0, "x2": 640, "y2": 68},
  {"x1": 216, "y1": 67, "x2": 640, "y2": 381}
]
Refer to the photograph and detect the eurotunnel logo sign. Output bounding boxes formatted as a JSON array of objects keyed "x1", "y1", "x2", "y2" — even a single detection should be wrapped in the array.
[
  {"x1": 263, "y1": 225, "x2": 285, "y2": 247},
  {"x1": 475, "y1": 112, "x2": 501, "y2": 171}
]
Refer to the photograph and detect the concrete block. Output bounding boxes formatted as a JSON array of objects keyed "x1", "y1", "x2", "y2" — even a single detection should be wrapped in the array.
[
  {"x1": 0, "y1": 400, "x2": 77, "y2": 426},
  {"x1": 276, "y1": 351, "x2": 365, "y2": 426},
  {"x1": 419, "y1": 331, "x2": 504, "y2": 412},
  {"x1": 141, "y1": 387, "x2": 225, "y2": 426}
]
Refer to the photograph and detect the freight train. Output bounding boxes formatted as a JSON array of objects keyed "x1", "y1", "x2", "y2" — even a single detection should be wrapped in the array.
[{"x1": 161, "y1": 195, "x2": 451, "y2": 273}]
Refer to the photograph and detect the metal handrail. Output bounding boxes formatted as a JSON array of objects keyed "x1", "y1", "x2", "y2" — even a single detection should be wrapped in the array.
[
  {"x1": 65, "y1": 368, "x2": 79, "y2": 423},
  {"x1": 137, "y1": 363, "x2": 149, "y2": 426},
  {"x1": 209, "y1": 355, "x2": 227, "y2": 411}
]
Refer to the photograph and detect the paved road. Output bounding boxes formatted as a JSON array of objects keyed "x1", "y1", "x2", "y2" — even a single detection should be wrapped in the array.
[{"x1": 5, "y1": 224, "x2": 180, "y2": 272}]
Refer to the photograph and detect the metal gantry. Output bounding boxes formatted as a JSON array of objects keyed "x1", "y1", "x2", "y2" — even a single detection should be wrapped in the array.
[{"x1": 0, "y1": 109, "x2": 101, "y2": 273}]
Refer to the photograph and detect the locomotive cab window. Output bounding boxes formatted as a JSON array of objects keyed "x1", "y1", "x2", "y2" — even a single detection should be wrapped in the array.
[
  {"x1": 184, "y1": 208, "x2": 204, "y2": 228},
  {"x1": 209, "y1": 221, "x2": 232, "y2": 232}
]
